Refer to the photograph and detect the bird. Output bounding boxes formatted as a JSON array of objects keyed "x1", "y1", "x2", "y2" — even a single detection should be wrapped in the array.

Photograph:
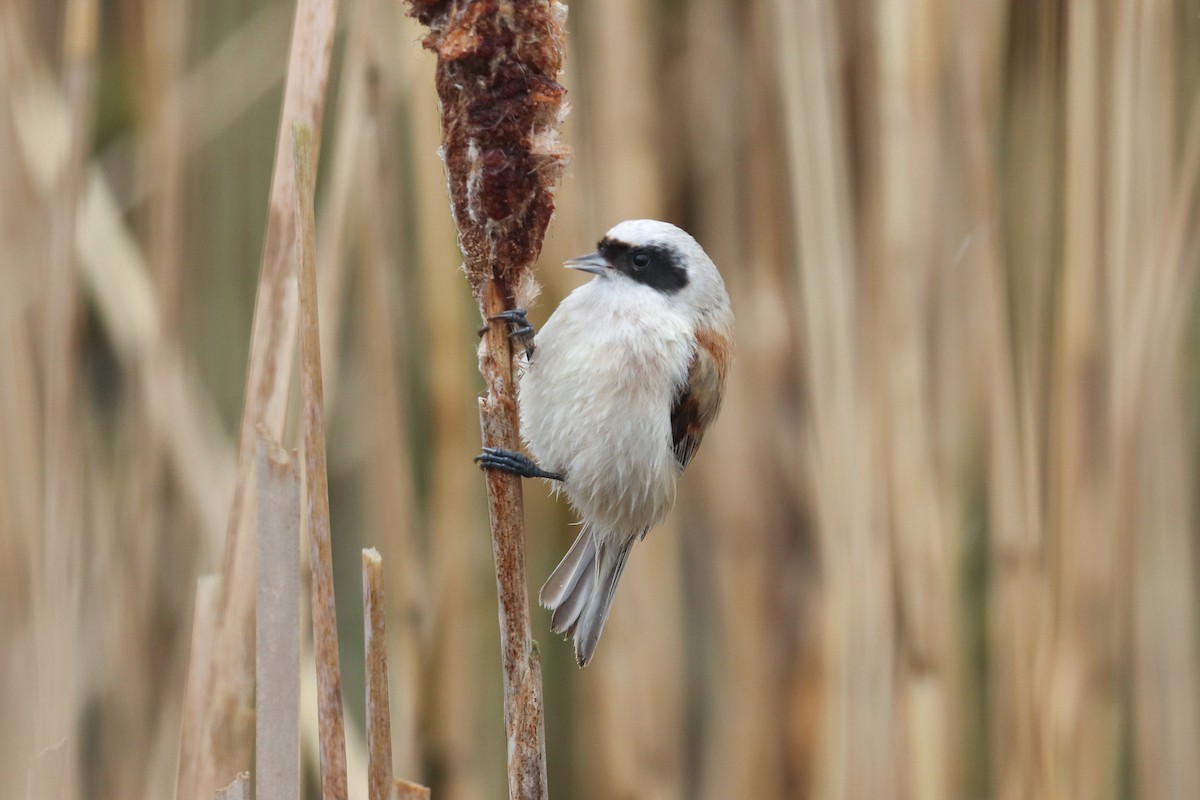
[{"x1": 476, "y1": 219, "x2": 734, "y2": 666}]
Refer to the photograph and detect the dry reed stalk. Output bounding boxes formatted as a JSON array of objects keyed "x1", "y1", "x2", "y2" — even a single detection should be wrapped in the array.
[
  {"x1": 0, "y1": 290, "x2": 42, "y2": 568},
  {"x1": 84, "y1": 457, "x2": 157, "y2": 799},
  {"x1": 356, "y1": 93, "x2": 426, "y2": 778},
  {"x1": 1106, "y1": 12, "x2": 1200, "y2": 799},
  {"x1": 1046, "y1": 4, "x2": 1121, "y2": 798},
  {"x1": 99, "y1": 7, "x2": 192, "y2": 793},
  {"x1": 572, "y1": 0, "x2": 663, "y2": 223},
  {"x1": 176, "y1": 576, "x2": 224, "y2": 800},
  {"x1": 865, "y1": 1, "x2": 955, "y2": 797},
  {"x1": 971, "y1": 6, "x2": 1055, "y2": 799},
  {"x1": 297, "y1": 639, "x2": 374, "y2": 800},
  {"x1": 295, "y1": 122, "x2": 349, "y2": 800},
  {"x1": 254, "y1": 431, "x2": 301, "y2": 800},
  {"x1": 1002, "y1": 3, "x2": 1059, "y2": 387},
  {"x1": 772, "y1": 0, "x2": 895, "y2": 797},
  {"x1": 738, "y1": 7, "x2": 826, "y2": 792},
  {"x1": 995, "y1": 49, "x2": 1060, "y2": 795},
  {"x1": 403, "y1": 1, "x2": 569, "y2": 796},
  {"x1": 32, "y1": 2, "x2": 96, "y2": 797},
  {"x1": 141, "y1": 0, "x2": 187, "y2": 338},
  {"x1": 189, "y1": 0, "x2": 338, "y2": 794},
  {"x1": 0, "y1": 13, "x2": 48, "y2": 793},
  {"x1": 581, "y1": 539, "x2": 684, "y2": 799},
  {"x1": 695, "y1": 306, "x2": 793, "y2": 800},
  {"x1": 1131, "y1": 394, "x2": 1200, "y2": 800},
  {"x1": 1128, "y1": 305, "x2": 1200, "y2": 800},
  {"x1": 944, "y1": 5, "x2": 1017, "y2": 798},
  {"x1": 363, "y1": 549, "x2": 394, "y2": 800},
  {"x1": 1128, "y1": 99, "x2": 1200, "y2": 800},
  {"x1": 979, "y1": 194, "x2": 1048, "y2": 800},
  {"x1": 314, "y1": 0, "x2": 376, "y2": 411},
  {"x1": 0, "y1": 327, "x2": 40, "y2": 797},
  {"x1": 364, "y1": 550, "x2": 430, "y2": 800}
]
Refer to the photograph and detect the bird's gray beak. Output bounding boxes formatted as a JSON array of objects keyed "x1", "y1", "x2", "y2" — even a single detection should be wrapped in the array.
[{"x1": 563, "y1": 251, "x2": 609, "y2": 275}]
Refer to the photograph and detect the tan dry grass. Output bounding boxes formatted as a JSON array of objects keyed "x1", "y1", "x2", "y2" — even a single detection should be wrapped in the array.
[{"x1": 0, "y1": 1, "x2": 1197, "y2": 799}]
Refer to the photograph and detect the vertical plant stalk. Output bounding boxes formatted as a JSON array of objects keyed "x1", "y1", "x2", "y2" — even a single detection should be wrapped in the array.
[
  {"x1": 1051, "y1": 5, "x2": 1120, "y2": 798},
  {"x1": 254, "y1": 431, "x2": 301, "y2": 800},
  {"x1": 403, "y1": 2, "x2": 569, "y2": 797},
  {"x1": 36, "y1": 2, "x2": 96, "y2": 794},
  {"x1": 1129, "y1": 100, "x2": 1200, "y2": 800},
  {"x1": 357, "y1": 65, "x2": 426, "y2": 778},
  {"x1": 176, "y1": 576, "x2": 223, "y2": 799},
  {"x1": 363, "y1": 548, "x2": 394, "y2": 800},
  {"x1": 476, "y1": 279, "x2": 549, "y2": 800},
  {"x1": 869, "y1": 1, "x2": 954, "y2": 797},
  {"x1": 294, "y1": 122, "x2": 349, "y2": 800},
  {"x1": 190, "y1": 0, "x2": 338, "y2": 794},
  {"x1": 363, "y1": 549, "x2": 431, "y2": 800},
  {"x1": 141, "y1": 0, "x2": 187, "y2": 337},
  {"x1": 771, "y1": 0, "x2": 893, "y2": 796},
  {"x1": 948, "y1": 8, "x2": 1049, "y2": 800}
]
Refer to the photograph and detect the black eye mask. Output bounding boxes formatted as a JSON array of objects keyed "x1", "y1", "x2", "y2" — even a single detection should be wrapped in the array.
[{"x1": 596, "y1": 237, "x2": 690, "y2": 294}]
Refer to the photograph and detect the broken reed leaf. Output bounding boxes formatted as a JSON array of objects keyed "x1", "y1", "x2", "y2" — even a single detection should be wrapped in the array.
[
  {"x1": 215, "y1": 772, "x2": 249, "y2": 800},
  {"x1": 404, "y1": 0, "x2": 570, "y2": 305},
  {"x1": 391, "y1": 778, "x2": 432, "y2": 800},
  {"x1": 254, "y1": 430, "x2": 301, "y2": 800}
]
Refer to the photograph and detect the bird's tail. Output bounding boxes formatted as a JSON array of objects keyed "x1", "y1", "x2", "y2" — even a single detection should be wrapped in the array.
[{"x1": 538, "y1": 525, "x2": 633, "y2": 667}]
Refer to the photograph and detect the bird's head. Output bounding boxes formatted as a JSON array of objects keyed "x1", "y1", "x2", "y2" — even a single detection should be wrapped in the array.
[{"x1": 564, "y1": 219, "x2": 730, "y2": 324}]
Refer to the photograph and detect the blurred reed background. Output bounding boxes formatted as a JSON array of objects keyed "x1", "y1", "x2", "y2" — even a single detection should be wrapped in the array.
[{"x1": 1, "y1": 0, "x2": 1198, "y2": 798}]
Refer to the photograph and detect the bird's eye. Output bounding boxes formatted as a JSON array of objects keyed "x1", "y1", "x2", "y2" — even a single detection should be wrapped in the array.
[{"x1": 631, "y1": 252, "x2": 651, "y2": 268}]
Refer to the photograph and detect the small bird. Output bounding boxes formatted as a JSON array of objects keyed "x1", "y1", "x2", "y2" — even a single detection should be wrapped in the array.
[{"x1": 477, "y1": 220, "x2": 734, "y2": 666}]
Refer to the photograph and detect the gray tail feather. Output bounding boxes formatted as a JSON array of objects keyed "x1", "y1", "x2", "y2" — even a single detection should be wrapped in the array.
[
  {"x1": 539, "y1": 527, "x2": 634, "y2": 667},
  {"x1": 538, "y1": 525, "x2": 595, "y2": 616}
]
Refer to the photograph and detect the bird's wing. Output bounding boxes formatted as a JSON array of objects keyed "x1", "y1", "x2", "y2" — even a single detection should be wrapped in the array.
[{"x1": 670, "y1": 328, "x2": 730, "y2": 470}]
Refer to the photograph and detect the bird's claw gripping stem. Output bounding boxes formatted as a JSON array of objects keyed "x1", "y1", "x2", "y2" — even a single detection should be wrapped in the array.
[
  {"x1": 475, "y1": 447, "x2": 564, "y2": 481},
  {"x1": 480, "y1": 308, "x2": 536, "y2": 356}
]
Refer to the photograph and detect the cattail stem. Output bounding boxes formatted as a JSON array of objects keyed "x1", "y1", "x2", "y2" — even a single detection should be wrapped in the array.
[
  {"x1": 403, "y1": 1, "x2": 569, "y2": 797},
  {"x1": 478, "y1": 278, "x2": 548, "y2": 800}
]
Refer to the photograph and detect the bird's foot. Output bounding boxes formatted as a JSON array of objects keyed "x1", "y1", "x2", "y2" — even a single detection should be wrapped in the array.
[
  {"x1": 475, "y1": 447, "x2": 564, "y2": 481},
  {"x1": 479, "y1": 308, "x2": 536, "y2": 357}
]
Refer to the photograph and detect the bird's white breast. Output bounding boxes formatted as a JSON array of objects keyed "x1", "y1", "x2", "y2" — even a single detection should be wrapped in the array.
[{"x1": 519, "y1": 278, "x2": 694, "y2": 536}]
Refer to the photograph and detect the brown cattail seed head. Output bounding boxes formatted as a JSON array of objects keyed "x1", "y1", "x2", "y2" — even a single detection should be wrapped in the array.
[{"x1": 405, "y1": 0, "x2": 571, "y2": 308}]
